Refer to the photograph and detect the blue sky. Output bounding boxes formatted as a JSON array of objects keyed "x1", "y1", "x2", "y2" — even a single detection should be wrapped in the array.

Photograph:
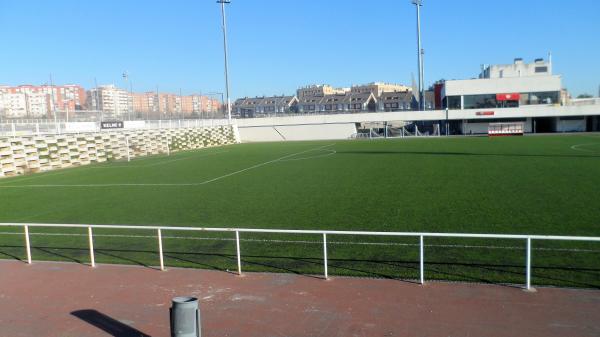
[{"x1": 1, "y1": 0, "x2": 599, "y2": 97}]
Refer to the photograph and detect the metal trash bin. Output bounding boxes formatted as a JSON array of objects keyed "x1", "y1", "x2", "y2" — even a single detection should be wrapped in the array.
[{"x1": 170, "y1": 296, "x2": 201, "y2": 337}]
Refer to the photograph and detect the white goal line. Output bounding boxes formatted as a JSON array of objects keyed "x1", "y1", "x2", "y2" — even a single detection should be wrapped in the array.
[{"x1": 0, "y1": 231, "x2": 598, "y2": 253}]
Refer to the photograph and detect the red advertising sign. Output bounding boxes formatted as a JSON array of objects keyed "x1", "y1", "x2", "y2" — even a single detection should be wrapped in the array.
[
  {"x1": 476, "y1": 111, "x2": 495, "y2": 116},
  {"x1": 496, "y1": 93, "x2": 521, "y2": 101}
]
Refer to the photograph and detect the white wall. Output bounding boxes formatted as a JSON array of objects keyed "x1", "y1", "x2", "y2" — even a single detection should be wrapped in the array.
[
  {"x1": 238, "y1": 123, "x2": 357, "y2": 142},
  {"x1": 233, "y1": 105, "x2": 600, "y2": 140},
  {"x1": 234, "y1": 104, "x2": 600, "y2": 127},
  {"x1": 237, "y1": 126, "x2": 285, "y2": 142},
  {"x1": 444, "y1": 76, "x2": 561, "y2": 96},
  {"x1": 64, "y1": 122, "x2": 97, "y2": 133}
]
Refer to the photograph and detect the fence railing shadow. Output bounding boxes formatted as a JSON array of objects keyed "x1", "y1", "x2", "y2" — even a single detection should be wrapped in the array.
[{"x1": 1, "y1": 244, "x2": 598, "y2": 289}]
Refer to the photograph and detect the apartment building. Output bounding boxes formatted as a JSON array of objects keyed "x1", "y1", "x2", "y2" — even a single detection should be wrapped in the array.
[
  {"x1": 0, "y1": 86, "x2": 7, "y2": 117},
  {"x1": 297, "y1": 85, "x2": 348, "y2": 98},
  {"x1": 132, "y1": 92, "x2": 155, "y2": 117},
  {"x1": 379, "y1": 90, "x2": 434, "y2": 111},
  {"x1": 234, "y1": 96, "x2": 299, "y2": 117},
  {"x1": 296, "y1": 92, "x2": 377, "y2": 114},
  {"x1": 26, "y1": 92, "x2": 50, "y2": 118},
  {"x1": 87, "y1": 85, "x2": 132, "y2": 119},
  {"x1": 181, "y1": 95, "x2": 221, "y2": 117},
  {"x1": 132, "y1": 93, "x2": 221, "y2": 119},
  {"x1": 0, "y1": 84, "x2": 86, "y2": 119},
  {"x1": 350, "y1": 82, "x2": 411, "y2": 97},
  {"x1": 11, "y1": 84, "x2": 86, "y2": 111},
  {"x1": 1, "y1": 93, "x2": 28, "y2": 118}
]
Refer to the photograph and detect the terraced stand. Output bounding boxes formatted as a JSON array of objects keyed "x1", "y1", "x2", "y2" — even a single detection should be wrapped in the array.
[{"x1": 0, "y1": 125, "x2": 238, "y2": 178}]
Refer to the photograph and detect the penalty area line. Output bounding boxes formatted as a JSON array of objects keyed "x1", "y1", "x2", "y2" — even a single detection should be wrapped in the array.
[
  {"x1": 84, "y1": 150, "x2": 229, "y2": 169},
  {"x1": 0, "y1": 143, "x2": 336, "y2": 188},
  {"x1": 570, "y1": 143, "x2": 600, "y2": 153}
]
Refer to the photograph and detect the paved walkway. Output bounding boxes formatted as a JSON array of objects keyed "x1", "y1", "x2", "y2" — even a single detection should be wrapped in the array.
[{"x1": 0, "y1": 260, "x2": 599, "y2": 337}]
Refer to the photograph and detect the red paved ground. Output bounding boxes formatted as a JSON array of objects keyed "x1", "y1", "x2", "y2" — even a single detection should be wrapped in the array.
[{"x1": 0, "y1": 260, "x2": 599, "y2": 337}]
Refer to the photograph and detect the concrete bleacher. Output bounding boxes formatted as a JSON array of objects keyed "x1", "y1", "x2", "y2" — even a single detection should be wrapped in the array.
[{"x1": 0, "y1": 126, "x2": 237, "y2": 178}]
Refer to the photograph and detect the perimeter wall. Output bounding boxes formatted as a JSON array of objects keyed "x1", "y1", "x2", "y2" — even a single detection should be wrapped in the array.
[{"x1": 0, "y1": 126, "x2": 238, "y2": 178}]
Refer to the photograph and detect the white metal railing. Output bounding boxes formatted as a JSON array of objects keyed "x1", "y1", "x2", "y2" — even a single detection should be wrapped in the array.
[
  {"x1": 0, "y1": 119, "x2": 232, "y2": 137},
  {"x1": 1, "y1": 223, "x2": 599, "y2": 290}
]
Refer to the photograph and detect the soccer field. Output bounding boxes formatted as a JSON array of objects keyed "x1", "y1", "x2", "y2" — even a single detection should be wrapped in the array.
[{"x1": 1, "y1": 134, "x2": 599, "y2": 287}]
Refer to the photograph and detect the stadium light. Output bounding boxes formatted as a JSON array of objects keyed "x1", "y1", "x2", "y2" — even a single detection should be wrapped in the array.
[
  {"x1": 411, "y1": 0, "x2": 425, "y2": 111},
  {"x1": 217, "y1": 0, "x2": 232, "y2": 123}
]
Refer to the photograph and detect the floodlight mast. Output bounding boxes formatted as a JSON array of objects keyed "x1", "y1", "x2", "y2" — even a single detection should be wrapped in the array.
[
  {"x1": 217, "y1": 0, "x2": 232, "y2": 123},
  {"x1": 412, "y1": 0, "x2": 425, "y2": 111}
]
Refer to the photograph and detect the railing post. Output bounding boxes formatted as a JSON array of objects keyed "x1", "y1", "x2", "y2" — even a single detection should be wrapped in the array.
[
  {"x1": 526, "y1": 237, "x2": 532, "y2": 290},
  {"x1": 158, "y1": 229, "x2": 165, "y2": 271},
  {"x1": 24, "y1": 225, "x2": 32, "y2": 264},
  {"x1": 88, "y1": 226, "x2": 95, "y2": 267},
  {"x1": 235, "y1": 230, "x2": 242, "y2": 275},
  {"x1": 419, "y1": 235, "x2": 424, "y2": 285},
  {"x1": 323, "y1": 233, "x2": 328, "y2": 280}
]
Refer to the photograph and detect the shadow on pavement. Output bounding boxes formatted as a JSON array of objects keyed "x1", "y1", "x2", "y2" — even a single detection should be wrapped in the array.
[{"x1": 71, "y1": 309, "x2": 151, "y2": 337}]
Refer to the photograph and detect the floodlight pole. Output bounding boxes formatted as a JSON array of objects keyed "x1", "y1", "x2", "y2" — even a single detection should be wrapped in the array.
[
  {"x1": 49, "y1": 74, "x2": 57, "y2": 133},
  {"x1": 412, "y1": 0, "x2": 425, "y2": 111},
  {"x1": 218, "y1": 0, "x2": 232, "y2": 123},
  {"x1": 123, "y1": 71, "x2": 133, "y2": 121},
  {"x1": 445, "y1": 108, "x2": 449, "y2": 136}
]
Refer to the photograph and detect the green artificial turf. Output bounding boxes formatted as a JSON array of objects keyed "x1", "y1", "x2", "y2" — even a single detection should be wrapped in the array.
[{"x1": 1, "y1": 134, "x2": 599, "y2": 288}]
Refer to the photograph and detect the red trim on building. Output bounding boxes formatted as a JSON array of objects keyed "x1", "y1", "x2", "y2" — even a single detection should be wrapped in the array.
[
  {"x1": 434, "y1": 83, "x2": 444, "y2": 110},
  {"x1": 496, "y1": 93, "x2": 520, "y2": 101}
]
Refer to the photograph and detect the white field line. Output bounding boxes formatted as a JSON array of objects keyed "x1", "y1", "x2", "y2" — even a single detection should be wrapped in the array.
[
  {"x1": 0, "y1": 149, "x2": 225, "y2": 185},
  {"x1": 85, "y1": 150, "x2": 229, "y2": 169},
  {"x1": 0, "y1": 167, "x2": 73, "y2": 186},
  {"x1": 1, "y1": 232, "x2": 598, "y2": 253},
  {"x1": 143, "y1": 151, "x2": 229, "y2": 167},
  {"x1": 0, "y1": 144, "x2": 335, "y2": 188},
  {"x1": 570, "y1": 143, "x2": 600, "y2": 153}
]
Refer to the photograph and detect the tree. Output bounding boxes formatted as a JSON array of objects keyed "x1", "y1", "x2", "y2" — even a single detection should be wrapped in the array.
[{"x1": 577, "y1": 94, "x2": 593, "y2": 99}]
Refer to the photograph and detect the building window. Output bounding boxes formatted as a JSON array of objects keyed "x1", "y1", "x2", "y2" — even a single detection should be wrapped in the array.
[
  {"x1": 463, "y1": 94, "x2": 497, "y2": 109},
  {"x1": 535, "y1": 66, "x2": 548, "y2": 73},
  {"x1": 383, "y1": 102, "x2": 399, "y2": 111},
  {"x1": 447, "y1": 96, "x2": 461, "y2": 109},
  {"x1": 526, "y1": 91, "x2": 559, "y2": 105}
]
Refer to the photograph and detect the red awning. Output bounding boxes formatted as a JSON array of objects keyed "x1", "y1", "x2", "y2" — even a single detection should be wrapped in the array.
[{"x1": 496, "y1": 93, "x2": 521, "y2": 101}]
